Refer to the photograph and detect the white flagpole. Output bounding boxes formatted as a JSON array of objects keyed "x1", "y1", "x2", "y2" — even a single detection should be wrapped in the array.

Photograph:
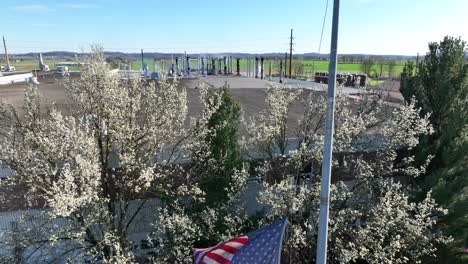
[{"x1": 316, "y1": 0, "x2": 340, "y2": 263}]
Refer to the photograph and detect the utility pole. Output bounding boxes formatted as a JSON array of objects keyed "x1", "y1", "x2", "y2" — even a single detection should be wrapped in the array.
[
  {"x1": 316, "y1": 0, "x2": 340, "y2": 264},
  {"x1": 289, "y1": 29, "x2": 293, "y2": 78}
]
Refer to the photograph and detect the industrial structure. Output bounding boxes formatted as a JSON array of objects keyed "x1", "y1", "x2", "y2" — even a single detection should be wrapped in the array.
[
  {"x1": 314, "y1": 71, "x2": 367, "y2": 87},
  {"x1": 2, "y1": 36, "x2": 15, "y2": 72},
  {"x1": 0, "y1": 36, "x2": 36, "y2": 85},
  {"x1": 38, "y1": 53, "x2": 50, "y2": 72},
  {"x1": 2, "y1": 32, "x2": 369, "y2": 88}
]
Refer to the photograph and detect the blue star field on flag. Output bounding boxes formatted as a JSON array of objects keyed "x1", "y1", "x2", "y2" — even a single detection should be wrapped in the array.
[{"x1": 194, "y1": 218, "x2": 288, "y2": 264}]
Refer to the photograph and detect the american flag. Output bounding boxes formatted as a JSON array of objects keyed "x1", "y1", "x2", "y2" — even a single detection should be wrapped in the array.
[{"x1": 193, "y1": 218, "x2": 288, "y2": 264}]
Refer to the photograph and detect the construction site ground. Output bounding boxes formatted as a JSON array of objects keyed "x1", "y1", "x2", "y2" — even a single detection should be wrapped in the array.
[{"x1": 0, "y1": 74, "x2": 403, "y2": 136}]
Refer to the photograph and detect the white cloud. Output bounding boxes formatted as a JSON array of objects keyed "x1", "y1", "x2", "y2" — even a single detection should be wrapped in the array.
[
  {"x1": 10, "y1": 4, "x2": 54, "y2": 13},
  {"x1": 58, "y1": 3, "x2": 101, "y2": 9}
]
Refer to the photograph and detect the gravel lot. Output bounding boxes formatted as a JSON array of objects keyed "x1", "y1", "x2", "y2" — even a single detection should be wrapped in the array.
[{"x1": 0, "y1": 75, "x2": 322, "y2": 136}]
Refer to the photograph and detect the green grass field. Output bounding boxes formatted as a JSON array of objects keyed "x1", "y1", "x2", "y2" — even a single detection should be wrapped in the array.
[
  {"x1": 6, "y1": 58, "x2": 405, "y2": 78},
  {"x1": 4, "y1": 60, "x2": 80, "y2": 71},
  {"x1": 300, "y1": 60, "x2": 405, "y2": 76},
  {"x1": 131, "y1": 58, "x2": 404, "y2": 78},
  {"x1": 3, "y1": 60, "x2": 54, "y2": 71}
]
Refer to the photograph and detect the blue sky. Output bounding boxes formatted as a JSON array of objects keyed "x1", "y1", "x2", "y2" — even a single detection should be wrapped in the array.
[{"x1": 3, "y1": 0, "x2": 468, "y2": 55}]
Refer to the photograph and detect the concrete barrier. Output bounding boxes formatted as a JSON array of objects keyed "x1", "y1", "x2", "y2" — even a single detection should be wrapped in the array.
[{"x1": 0, "y1": 73, "x2": 34, "y2": 85}]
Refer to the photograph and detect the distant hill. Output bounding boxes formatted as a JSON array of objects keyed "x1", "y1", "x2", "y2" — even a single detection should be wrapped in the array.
[{"x1": 1, "y1": 51, "x2": 420, "y2": 61}]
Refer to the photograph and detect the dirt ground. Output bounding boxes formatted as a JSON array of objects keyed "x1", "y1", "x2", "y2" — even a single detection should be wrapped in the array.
[
  {"x1": 0, "y1": 75, "x2": 322, "y2": 136},
  {"x1": 0, "y1": 74, "x2": 404, "y2": 138}
]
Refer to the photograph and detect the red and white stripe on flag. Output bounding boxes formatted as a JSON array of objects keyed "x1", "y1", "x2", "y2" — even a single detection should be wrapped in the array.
[{"x1": 194, "y1": 235, "x2": 249, "y2": 264}]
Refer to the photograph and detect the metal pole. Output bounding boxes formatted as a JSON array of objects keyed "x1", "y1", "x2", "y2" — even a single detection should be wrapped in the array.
[
  {"x1": 284, "y1": 52, "x2": 288, "y2": 80},
  {"x1": 316, "y1": 0, "x2": 340, "y2": 263},
  {"x1": 185, "y1": 55, "x2": 190, "y2": 76},
  {"x1": 218, "y1": 58, "x2": 222, "y2": 74},
  {"x1": 260, "y1": 57, "x2": 264, "y2": 80},
  {"x1": 230, "y1": 56, "x2": 233, "y2": 74},
  {"x1": 255, "y1": 57, "x2": 258, "y2": 78},
  {"x1": 416, "y1": 52, "x2": 419, "y2": 73},
  {"x1": 212, "y1": 59, "x2": 216, "y2": 75},
  {"x1": 201, "y1": 57, "x2": 205, "y2": 76},
  {"x1": 141, "y1": 49, "x2": 144, "y2": 70},
  {"x1": 246, "y1": 58, "x2": 248, "y2": 77},
  {"x1": 279, "y1": 60, "x2": 283, "y2": 83},
  {"x1": 183, "y1": 51, "x2": 186, "y2": 76},
  {"x1": 223, "y1": 56, "x2": 228, "y2": 75},
  {"x1": 171, "y1": 55, "x2": 175, "y2": 76},
  {"x1": 269, "y1": 60, "x2": 272, "y2": 80}
]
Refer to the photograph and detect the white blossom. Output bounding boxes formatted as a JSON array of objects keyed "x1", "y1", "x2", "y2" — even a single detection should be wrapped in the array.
[{"x1": 0, "y1": 46, "x2": 188, "y2": 262}]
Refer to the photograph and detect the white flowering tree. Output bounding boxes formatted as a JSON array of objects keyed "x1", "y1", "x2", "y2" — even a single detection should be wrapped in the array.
[
  {"x1": 249, "y1": 84, "x2": 450, "y2": 263},
  {"x1": 153, "y1": 85, "x2": 252, "y2": 263},
  {"x1": 245, "y1": 83, "x2": 303, "y2": 160},
  {"x1": 0, "y1": 49, "x2": 451, "y2": 264},
  {"x1": 0, "y1": 46, "x2": 188, "y2": 263}
]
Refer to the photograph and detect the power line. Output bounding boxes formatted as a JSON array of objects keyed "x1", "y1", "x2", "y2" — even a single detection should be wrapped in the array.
[
  {"x1": 318, "y1": 0, "x2": 330, "y2": 54},
  {"x1": 312, "y1": 0, "x2": 330, "y2": 74}
]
